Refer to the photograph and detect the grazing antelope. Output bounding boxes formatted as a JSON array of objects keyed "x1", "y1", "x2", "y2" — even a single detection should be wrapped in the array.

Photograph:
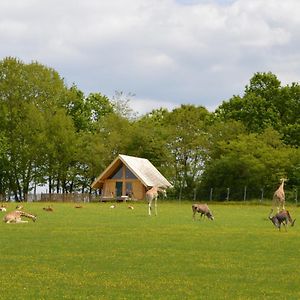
[
  {"x1": 3, "y1": 210, "x2": 37, "y2": 224},
  {"x1": 273, "y1": 178, "x2": 287, "y2": 212},
  {"x1": 146, "y1": 186, "x2": 166, "y2": 216},
  {"x1": 192, "y1": 204, "x2": 214, "y2": 221},
  {"x1": 269, "y1": 209, "x2": 295, "y2": 231}
]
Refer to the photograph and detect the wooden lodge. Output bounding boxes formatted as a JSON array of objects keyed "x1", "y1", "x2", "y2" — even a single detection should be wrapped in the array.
[{"x1": 91, "y1": 154, "x2": 172, "y2": 201}]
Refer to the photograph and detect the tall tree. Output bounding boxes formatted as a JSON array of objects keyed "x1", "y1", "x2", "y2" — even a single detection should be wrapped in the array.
[
  {"x1": 0, "y1": 57, "x2": 69, "y2": 199},
  {"x1": 162, "y1": 105, "x2": 210, "y2": 199}
]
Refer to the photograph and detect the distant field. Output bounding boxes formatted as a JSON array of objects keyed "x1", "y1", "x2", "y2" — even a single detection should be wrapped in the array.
[{"x1": 1, "y1": 201, "x2": 299, "y2": 299}]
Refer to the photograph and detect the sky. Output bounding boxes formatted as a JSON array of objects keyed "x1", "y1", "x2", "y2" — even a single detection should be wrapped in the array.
[{"x1": 1, "y1": 0, "x2": 300, "y2": 115}]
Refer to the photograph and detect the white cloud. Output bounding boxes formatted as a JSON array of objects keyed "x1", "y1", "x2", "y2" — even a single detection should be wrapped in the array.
[
  {"x1": 130, "y1": 97, "x2": 179, "y2": 115},
  {"x1": 0, "y1": 0, "x2": 299, "y2": 114}
]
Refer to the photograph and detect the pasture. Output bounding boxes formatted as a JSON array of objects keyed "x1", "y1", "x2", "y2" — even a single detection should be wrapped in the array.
[{"x1": 1, "y1": 201, "x2": 300, "y2": 299}]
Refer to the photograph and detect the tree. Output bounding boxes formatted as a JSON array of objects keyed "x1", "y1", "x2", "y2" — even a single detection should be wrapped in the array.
[
  {"x1": 162, "y1": 105, "x2": 210, "y2": 199},
  {"x1": 215, "y1": 72, "x2": 300, "y2": 140},
  {"x1": 200, "y1": 129, "x2": 297, "y2": 200},
  {"x1": 0, "y1": 57, "x2": 70, "y2": 199}
]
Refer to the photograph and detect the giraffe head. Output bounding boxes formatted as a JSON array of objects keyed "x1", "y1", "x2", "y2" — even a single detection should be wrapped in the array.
[
  {"x1": 158, "y1": 187, "x2": 167, "y2": 198},
  {"x1": 280, "y1": 178, "x2": 288, "y2": 183}
]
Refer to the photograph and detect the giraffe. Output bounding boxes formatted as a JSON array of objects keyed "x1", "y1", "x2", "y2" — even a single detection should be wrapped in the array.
[
  {"x1": 273, "y1": 178, "x2": 287, "y2": 212},
  {"x1": 3, "y1": 210, "x2": 37, "y2": 224},
  {"x1": 145, "y1": 186, "x2": 166, "y2": 216}
]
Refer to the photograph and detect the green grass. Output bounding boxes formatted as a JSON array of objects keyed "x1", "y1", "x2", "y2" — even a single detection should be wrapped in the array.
[{"x1": 0, "y1": 201, "x2": 299, "y2": 299}]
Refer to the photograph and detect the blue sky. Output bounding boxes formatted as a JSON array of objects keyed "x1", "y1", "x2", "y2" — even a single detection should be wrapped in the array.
[{"x1": 0, "y1": 0, "x2": 299, "y2": 115}]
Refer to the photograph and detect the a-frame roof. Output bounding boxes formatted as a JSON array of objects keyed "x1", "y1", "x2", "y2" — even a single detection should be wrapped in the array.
[{"x1": 91, "y1": 154, "x2": 172, "y2": 189}]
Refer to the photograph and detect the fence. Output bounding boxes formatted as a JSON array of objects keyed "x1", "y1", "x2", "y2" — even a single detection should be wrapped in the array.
[
  {"x1": 199, "y1": 186, "x2": 299, "y2": 203},
  {"x1": 26, "y1": 193, "x2": 100, "y2": 203}
]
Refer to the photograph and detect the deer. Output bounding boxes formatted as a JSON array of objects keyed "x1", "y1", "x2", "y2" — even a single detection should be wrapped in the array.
[
  {"x1": 192, "y1": 204, "x2": 214, "y2": 221},
  {"x1": 3, "y1": 210, "x2": 37, "y2": 224},
  {"x1": 269, "y1": 209, "x2": 295, "y2": 231}
]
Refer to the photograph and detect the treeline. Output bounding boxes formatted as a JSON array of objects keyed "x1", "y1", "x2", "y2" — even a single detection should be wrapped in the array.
[{"x1": 0, "y1": 57, "x2": 299, "y2": 201}]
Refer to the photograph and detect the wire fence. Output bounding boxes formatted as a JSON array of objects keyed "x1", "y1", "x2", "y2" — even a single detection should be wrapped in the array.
[{"x1": 197, "y1": 186, "x2": 298, "y2": 204}]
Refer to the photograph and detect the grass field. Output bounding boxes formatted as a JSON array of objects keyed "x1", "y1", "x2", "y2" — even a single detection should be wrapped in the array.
[{"x1": 1, "y1": 201, "x2": 300, "y2": 300}]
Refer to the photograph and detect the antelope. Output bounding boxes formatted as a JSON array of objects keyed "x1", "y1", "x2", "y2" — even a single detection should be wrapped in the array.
[
  {"x1": 3, "y1": 210, "x2": 37, "y2": 224},
  {"x1": 192, "y1": 204, "x2": 214, "y2": 221},
  {"x1": 269, "y1": 209, "x2": 295, "y2": 231},
  {"x1": 146, "y1": 186, "x2": 167, "y2": 216}
]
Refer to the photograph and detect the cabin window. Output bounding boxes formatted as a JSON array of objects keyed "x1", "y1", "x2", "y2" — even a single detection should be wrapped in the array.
[
  {"x1": 126, "y1": 182, "x2": 133, "y2": 197},
  {"x1": 110, "y1": 164, "x2": 123, "y2": 179},
  {"x1": 125, "y1": 167, "x2": 137, "y2": 179}
]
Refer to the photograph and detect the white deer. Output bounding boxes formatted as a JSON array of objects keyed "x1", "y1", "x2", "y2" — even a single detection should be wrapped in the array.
[
  {"x1": 146, "y1": 186, "x2": 166, "y2": 216},
  {"x1": 3, "y1": 210, "x2": 37, "y2": 224}
]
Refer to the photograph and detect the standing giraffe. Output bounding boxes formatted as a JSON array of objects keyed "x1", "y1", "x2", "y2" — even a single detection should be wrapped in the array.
[
  {"x1": 146, "y1": 186, "x2": 166, "y2": 216},
  {"x1": 273, "y1": 178, "x2": 287, "y2": 212}
]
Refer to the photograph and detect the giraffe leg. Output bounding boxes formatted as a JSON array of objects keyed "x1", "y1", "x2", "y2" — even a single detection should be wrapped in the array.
[
  {"x1": 154, "y1": 198, "x2": 157, "y2": 216},
  {"x1": 148, "y1": 200, "x2": 152, "y2": 216},
  {"x1": 16, "y1": 219, "x2": 28, "y2": 223}
]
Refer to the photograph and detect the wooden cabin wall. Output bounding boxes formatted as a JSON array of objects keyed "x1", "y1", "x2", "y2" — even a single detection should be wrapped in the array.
[{"x1": 102, "y1": 179, "x2": 146, "y2": 200}]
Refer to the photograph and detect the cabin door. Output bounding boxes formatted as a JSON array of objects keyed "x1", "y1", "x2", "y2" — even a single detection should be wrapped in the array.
[{"x1": 115, "y1": 182, "x2": 123, "y2": 197}]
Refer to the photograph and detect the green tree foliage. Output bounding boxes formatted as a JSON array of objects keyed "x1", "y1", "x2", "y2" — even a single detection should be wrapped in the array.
[
  {"x1": 162, "y1": 105, "x2": 210, "y2": 199},
  {"x1": 0, "y1": 57, "x2": 67, "y2": 199},
  {"x1": 215, "y1": 72, "x2": 300, "y2": 147},
  {"x1": 200, "y1": 128, "x2": 298, "y2": 200}
]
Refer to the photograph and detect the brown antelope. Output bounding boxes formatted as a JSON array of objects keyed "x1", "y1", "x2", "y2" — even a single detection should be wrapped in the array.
[
  {"x1": 273, "y1": 178, "x2": 287, "y2": 212},
  {"x1": 192, "y1": 204, "x2": 214, "y2": 221},
  {"x1": 269, "y1": 209, "x2": 295, "y2": 231},
  {"x1": 3, "y1": 210, "x2": 37, "y2": 224},
  {"x1": 146, "y1": 186, "x2": 166, "y2": 216}
]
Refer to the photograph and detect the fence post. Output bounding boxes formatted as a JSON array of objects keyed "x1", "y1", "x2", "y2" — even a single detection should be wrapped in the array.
[
  {"x1": 243, "y1": 186, "x2": 247, "y2": 202},
  {"x1": 226, "y1": 188, "x2": 230, "y2": 201},
  {"x1": 260, "y1": 188, "x2": 264, "y2": 203}
]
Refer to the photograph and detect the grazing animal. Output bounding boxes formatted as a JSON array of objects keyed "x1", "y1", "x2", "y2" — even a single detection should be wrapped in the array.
[
  {"x1": 192, "y1": 204, "x2": 214, "y2": 221},
  {"x1": 273, "y1": 178, "x2": 287, "y2": 212},
  {"x1": 43, "y1": 206, "x2": 54, "y2": 212},
  {"x1": 269, "y1": 209, "x2": 295, "y2": 231},
  {"x1": 3, "y1": 210, "x2": 37, "y2": 224},
  {"x1": 0, "y1": 207, "x2": 7, "y2": 212},
  {"x1": 16, "y1": 205, "x2": 23, "y2": 210},
  {"x1": 145, "y1": 186, "x2": 167, "y2": 216}
]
